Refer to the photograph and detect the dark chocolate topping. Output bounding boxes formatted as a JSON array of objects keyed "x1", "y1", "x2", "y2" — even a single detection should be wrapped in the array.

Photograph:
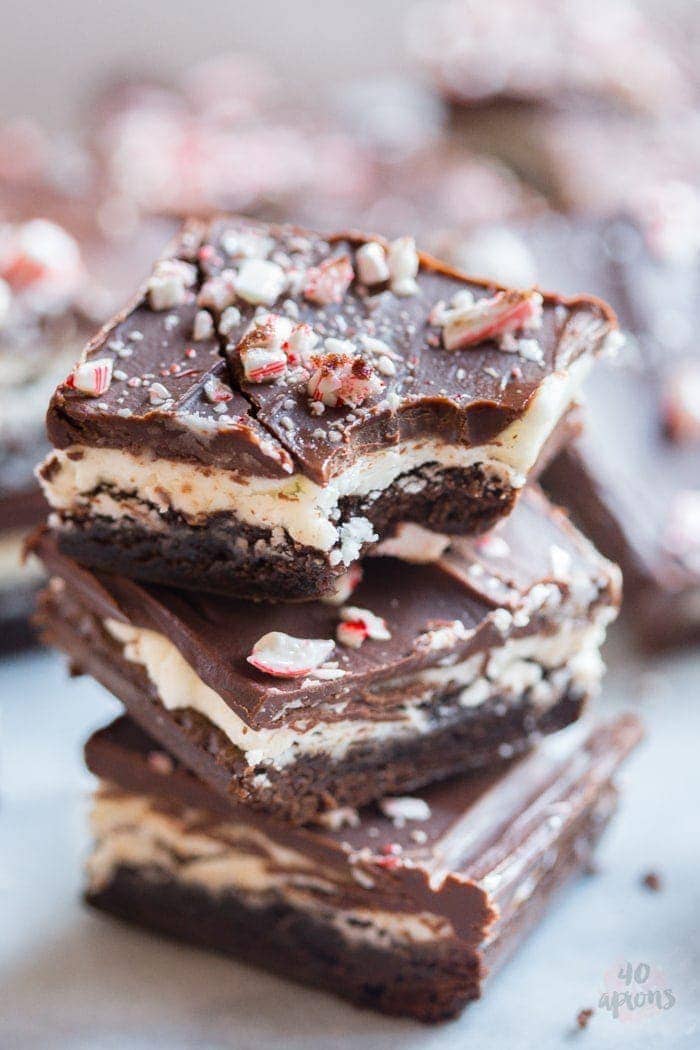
[
  {"x1": 46, "y1": 217, "x2": 615, "y2": 484},
  {"x1": 31, "y1": 486, "x2": 618, "y2": 725}
]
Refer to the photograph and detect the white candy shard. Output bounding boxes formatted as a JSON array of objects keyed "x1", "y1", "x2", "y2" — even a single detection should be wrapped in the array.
[
  {"x1": 285, "y1": 321, "x2": 319, "y2": 365},
  {"x1": 203, "y1": 377, "x2": 234, "y2": 403},
  {"x1": 235, "y1": 258, "x2": 287, "y2": 306},
  {"x1": 65, "y1": 357, "x2": 113, "y2": 397},
  {"x1": 380, "y1": 796, "x2": 432, "y2": 824},
  {"x1": 304, "y1": 255, "x2": 354, "y2": 305},
  {"x1": 192, "y1": 309, "x2": 215, "y2": 341},
  {"x1": 147, "y1": 259, "x2": 197, "y2": 311},
  {"x1": 388, "y1": 236, "x2": 420, "y2": 297},
  {"x1": 197, "y1": 270, "x2": 238, "y2": 312},
  {"x1": 236, "y1": 313, "x2": 295, "y2": 383},
  {"x1": 148, "y1": 381, "x2": 171, "y2": 405},
  {"x1": 356, "y1": 241, "x2": 390, "y2": 285},
  {"x1": 218, "y1": 305, "x2": 242, "y2": 336},
  {"x1": 438, "y1": 288, "x2": 543, "y2": 350},
  {"x1": 247, "y1": 632, "x2": 335, "y2": 677},
  {"x1": 337, "y1": 605, "x2": 391, "y2": 648}
]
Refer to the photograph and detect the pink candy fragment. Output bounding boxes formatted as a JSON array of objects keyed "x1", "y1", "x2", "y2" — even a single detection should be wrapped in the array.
[
  {"x1": 441, "y1": 289, "x2": 543, "y2": 350},
  {"x1": 247, "y1": 631, "x2": 335, "y2": 678},
  {"x1": 304, "y1": 255, "x2": 354, "y2": 305},
  {"x1": 65, "y1": 358, "x2": 113, "y2": 397}
]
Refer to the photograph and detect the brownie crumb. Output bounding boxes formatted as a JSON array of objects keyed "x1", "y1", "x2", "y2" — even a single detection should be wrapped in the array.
[
  {"x1": 642, "y1": 871, "x2": 662, "y2": 892},
  {"x1": 576, "y1": 1008, "x2": 594, "y2": 1029}
]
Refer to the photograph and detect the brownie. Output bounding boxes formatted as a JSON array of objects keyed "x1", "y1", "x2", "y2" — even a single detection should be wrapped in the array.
[
  {"x1": 83, "y1": 711, "x2": 642, "y2": 1022},
  {"x1": 32, "y1": 486, "x2": 621, "y2": 822},
  {"x1": 38, "y1": 215, "x2": 617, "y2": 600}
]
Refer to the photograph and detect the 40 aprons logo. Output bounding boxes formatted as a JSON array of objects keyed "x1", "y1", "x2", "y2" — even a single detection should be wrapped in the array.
[{"x1": 599, "y1": 961, "x2": 676, "y2": 1023}]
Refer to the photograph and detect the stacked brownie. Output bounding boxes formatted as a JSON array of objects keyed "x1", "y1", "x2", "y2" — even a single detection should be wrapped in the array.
[{"x1": 33, "y1": 216, "x2": 641, "y2": 1021}]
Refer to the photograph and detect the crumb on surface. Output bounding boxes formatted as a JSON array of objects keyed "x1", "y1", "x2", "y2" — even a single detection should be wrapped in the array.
[
  {"x1": 642, "y1": 870, "x2": 662, "y2": 892},
  {"x1": 576, "y1": 1007, "x2": 594, "y2": 1030}
]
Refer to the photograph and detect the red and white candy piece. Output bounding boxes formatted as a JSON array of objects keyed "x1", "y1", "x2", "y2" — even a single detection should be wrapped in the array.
[
  {"x1": 438, "y1": 289, "x2": 543, "y2": 350},
  {"x1": 337, "y1": 605, "x2": 391, "y2": 649},
  {"x1": 247, "y1": 632, "x2": 335, "y2": 678},
  {"x1": 304, "y1": 255, "x2": 354, "y2": 305},
  {"x1": 204, "y1": 377, "x2": 234, "y2": 403},
  {"x1": 307, "y1": 347, "x2": 384, "y2": 408},
  {"x1": 65, "y1": 357, "x2": 113, "y2": 397},
  {"x1": 662, "y1": 363, "x2": 700, "y2": 443},
  {"x1": 236, "y1": 313, "x2": 296, "y2": 383},
  {"x1": 147, "y1": 258, "x2": 197, "y2": 311},
  {"x1": 322, "y1": 563, "x2": 363, "y2": 605},
  {"x1": 0, "y1": 219, "x2": 83, "y2": 301},
  {"x1": 284, "y1": 321, "x2": 319, "y2": 366}
]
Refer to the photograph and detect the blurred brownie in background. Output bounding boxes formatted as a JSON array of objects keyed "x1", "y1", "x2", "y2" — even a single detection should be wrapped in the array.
[
  {"x1": 448, "y1": 208, "x2": 700, "y2": 649},
  {"x1": 0, "y1": 120, "x2": 175, "y2": 654}
]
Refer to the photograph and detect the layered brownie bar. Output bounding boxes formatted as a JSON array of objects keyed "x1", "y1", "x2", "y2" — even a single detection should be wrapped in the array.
[
  {"x1": 84, "y1": 712, "x2": 642, "y2": 1022},
  {"x1": 38, "y1": 216, "x2": 617, "y2": 601},
  {"x1": 33, "y1": 487, "x2": 620, "y2": 822}
]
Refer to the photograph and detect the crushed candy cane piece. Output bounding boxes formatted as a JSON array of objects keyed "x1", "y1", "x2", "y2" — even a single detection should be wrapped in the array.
[
  {"x1": 304, "y1": 255, "x2": 354, "y2": 305},
  {"x1": 148, "y1": 382, "x2": 171, "y2": 405},
  {"x1": 197, "y1": 270, "x2": 239, "y2": 311},
  {"x1": 356, "y1": 241, "x2": 390, "y2": 285},
  {"x1": 380, "y1": 796, "x2": 432, "y2": 824},
  {"x1": 192, "y1": 309, "x2": 214, "y2": 341},
  {"x1": 218, "y1": 305, "x2": 242, "y2": 336},
  {"x1": 439, "y1": 289, "x2": 543, "y2": 350},
  {"x1": 308, "y1": 348, "x2": 383, "y2": 408},
  {"x1": 236, "y1": 313, "x2": 295, "y2": 383},
  {"x1": 235, "y1": 258, "x2": 287, "y2": 305},
  {"x1": 322, "y1": 563, "x2": 363, "y2": 605},
  {"x1": 65, "y1": 357, "x2": 113, "y2": 397},
  {"x1": 147, "y1": 259, "x2": 197, "y2": 311},
  {"x1": 204, "y1": 377, "x2": 234, "y2": 403},
  {"x1": 388, "y1": 236, "x2": 419, "y2": 297},
  {"x1": 337, "y1": 605, "x2": 391, "y2": 648},
  {"x1": 247, "y1": 632, "x2": 335, "y2": 677},
  {"x1": 284, "y1": 322, "x2": 319, "y2": 365}
]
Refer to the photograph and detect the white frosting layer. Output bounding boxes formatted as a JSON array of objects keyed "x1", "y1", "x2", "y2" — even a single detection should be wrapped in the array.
[
  {"x1": 38, "y1": 355, "x2": 591, "y2": 556},
  {"x1": 103, "y1": 612, "x2": 609, "y2": 770},
  {"x1": 88, "y1": 791, "x2": 453, "y2": 947}
]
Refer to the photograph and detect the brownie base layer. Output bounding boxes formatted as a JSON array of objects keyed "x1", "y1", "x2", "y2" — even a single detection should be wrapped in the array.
[
  {"x1": 50, "y1": 461, "x2": 515, "y2": 601},
  {"x1": 39, "y1": 586, "x2": 586, "y2": 823},
  {"x1": 86, "y1": 867, "x2": 482, "y2": 1022}
]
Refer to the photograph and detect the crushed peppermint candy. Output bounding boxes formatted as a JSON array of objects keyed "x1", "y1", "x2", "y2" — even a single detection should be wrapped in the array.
[
  {"x1": 307, "y1": 346, "x2": 383, "y2": 408},
  {"x1": 192, "y1": 310, "x2": 214, "y2": 340},
  {"x1": 387, "y1": 236, "x2": 420, "y2": 297},
  {"x1": 204, "y1": 377, "x2": 234, "y2": 403},
  {"x1": 322, "y1": 563, "x2": 363, "y2": 605},
  {"x1": 356, "y1": 241, "x2": 390, "y2": 285},
  {"x1": 435, "y1": 289, "x2": 543, "y2": 350},
  {"x1": 218, "y1": 305, "x2": 242, "y2": 336},
  {"x1": 247, "y1": 632, "x2": 335, "y2": 678},
  {"x1": 337, "y1": 606, "x2": 391, "y2": 649},
  {"x1": 65, "y1": 358, "x2": 113, "y2": 397},
  {"x1": 235, "y1": 313, "x2": 298, "y2": 383},
  {"x1": 379, "y1": 796, "x2": 432, "y2": 826},
  {"x1": 304, "y1": 255, "x2": 354, "y2": 305},
  {"x1": 147, "y1": 258, "x2": 197, "y2": 311},
  {"x1": 148, "y1": 382, "x2": 171, "y2": 405},
  {"x1": 236, "y1": 258, "x2": 287, "y2": 306},
  {"x1": 198, "y1": 270, "x2": 238, "y2": 312}
]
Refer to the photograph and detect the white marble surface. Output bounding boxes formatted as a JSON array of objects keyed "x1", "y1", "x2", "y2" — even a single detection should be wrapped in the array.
[{"x1": 1, "y1": 628, "x2": 699, "y2": 1049}]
